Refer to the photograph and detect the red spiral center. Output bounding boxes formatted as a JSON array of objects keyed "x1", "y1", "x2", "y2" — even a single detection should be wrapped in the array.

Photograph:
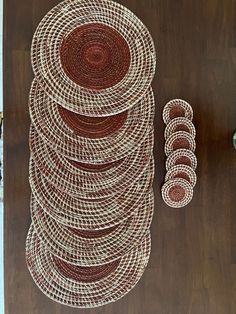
[
  {"x1": 60, "y1": 23, "x2": 131, "y2": 89},
  {"x1": 169, "y1": 185, "x2": 186, "y2": 202}
]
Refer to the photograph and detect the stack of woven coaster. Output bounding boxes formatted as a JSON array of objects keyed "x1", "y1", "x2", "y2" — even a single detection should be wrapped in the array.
[
  {"x1": 162, "y1": 99, "x2": 197, "y2": 208},
  {"x1": 26, "y1": 0, "x2": 156, "y2": 308}
]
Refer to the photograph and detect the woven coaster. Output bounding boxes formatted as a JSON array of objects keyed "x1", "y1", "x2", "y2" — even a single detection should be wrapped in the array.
[
  {"x1": 31, "y1": 191, "x2": 154, "y2": 266},
  {"x1": 165, "y1": 149, "x2": 197, "y2": 171},
  {"x1": 29, "y1": 157, "x2": 154, "y2": 230},
  {"x1": 30, "y1": 126, "x2": 154, "y2": 199},
  {"x1": 165, "y1": 165, "x2": 197, "y2": 187},
  {"x1": 164, "y1": 117, "x2": 196, "y2": 140},
  {"x1": 163, "y1": 99, "x2": 193, "y2": 125},
  {"x1": 161, "y1": 178, "x2": 193, "y2": 208},
  {"x1": 29, "y1": 79, "x2": 155, "y2": 163},
  {"x1": 31, "y1": 0, "x2": 156, "y2": 116},
  {"x1": 26, "y1": 226, "x2": 151, "y2": 308},
  {"x1": 164, "y1": 131, "x2": 196, "y2": 156}
]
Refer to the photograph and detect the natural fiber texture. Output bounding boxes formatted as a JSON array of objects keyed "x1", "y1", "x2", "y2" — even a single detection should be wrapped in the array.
[
  {"x1": 165, "y1": 164, "x2": 197, "y2": 187},
  {"x1": 30, "y1": 126, "x2": 154, "y2": 199},
  {"x1": 164, "y1": 131, "x2": 196, "y2": 156},
  {"x1": 165, "y1": 149, "x2": 197, "y2": 171},
  {"x1": 31, "y1": 0, "x2": 156, "y2": 116},
  {"x1": 60, "y1": 23, "x2": 131, "y2": 90},
  {"x1": 26, "y1": 226, "x2": 151, "y2": 308},
  {"x1": 31, "y1": 192, "x2": 154, "y2": 266},
  {"x1": 163, "y1": 99, "x2": 193, "y2": 125},
  {"x1": 164, "y1": 117, "x2": 196, "y2": 140},
  {"x1": 29, "y1": 157, "x2": 154, "y2": 229},
  {"x1": 29, "y1": 79, "x2": 155, "y2": 163},
  {"x1": 161, "y1": 178, "x2": 193, "y2": 208}
]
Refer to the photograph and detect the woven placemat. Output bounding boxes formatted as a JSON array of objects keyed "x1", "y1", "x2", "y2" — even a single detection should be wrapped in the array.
[
  {"x1": 31, "y1": 0, "x2": 156, "y2": 116},
  {"x1": 29, "y1": 79, "x2": 155, "y2": 163},
  {"x1": 164, "y1": 117, "x2": 196, "y2": 139},
  {"x1": 165, "y1": 164, "x2": 197, "y2": 187},
  {"x1": 161, "y1": 178, "x2": 193, "y2": 208},
  {"x1": 26, "y1": 226, "x2": 151, "y2": 308},
  {"x1": 165, "y1": 149, "x2": 197, "y2": 171},
  {"x1": 30, "y1": 126, "x2": 154, "y2": 199},
  {"x1": 164, "y1": 131, "x2": 196, "y2": 156},
  {"x1": 163, "y1": 99, "x2": 193, "y2": 125},
  {"x1": 31, "y1": 191, "x2": 154, "y2": 266},
  {"x1": 29, "y1": 157, "x2": 154, "y2": 229}
]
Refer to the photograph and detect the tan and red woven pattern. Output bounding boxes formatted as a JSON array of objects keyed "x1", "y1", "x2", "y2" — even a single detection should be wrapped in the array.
[
  {"x1": 162, "y1": 99, "x2": 197, "y2": 208},
  {"x1": 26, "y1": 0, "x2": 156, "y2": 308},
  {"x1": 31, "y1": 0, "x2": 156, "y2": 116}
]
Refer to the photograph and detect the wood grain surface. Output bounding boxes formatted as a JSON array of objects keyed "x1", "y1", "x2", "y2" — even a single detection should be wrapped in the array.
[{"x1": 4, "y1": 0, "x2": 236, "y2": 313}]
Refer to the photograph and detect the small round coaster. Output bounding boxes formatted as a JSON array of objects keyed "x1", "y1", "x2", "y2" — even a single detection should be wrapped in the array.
[
  {"x1": 164, "y1": 117, "x2": 196, "y2": 140},
  {"x1": 29, "y1": 157, "x2": 154, "y2": 230},
  {"x1": 31, "y1": 0, "x2": 156, "y2": 116},
  {"x1": 161, "y1": 178, "x2": 193, "y2": 208},
  {"x1": 31, "y1": 192, "x2": 154, "y2": 266},
  {"x1": 165, "y1": 149, "x2": 197, "y2": 171},
  {"x1": 29, "y1": 79, "x2": 155, "y2": 163},
  {"x1": 26, "y1": 226, "x2": 151, "y2": 308},
  {"x1": 163, "y1": 99, "x2": 193, "y2": 125},
  {"x1": 164, "y1": 131, "x2": 196, "y2": 156},
  {"x1": 165, "y1": 165, "x2": 197, "y2": 187}
]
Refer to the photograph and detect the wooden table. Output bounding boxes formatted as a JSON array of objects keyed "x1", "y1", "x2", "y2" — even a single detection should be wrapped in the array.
[{"x1": 4, "y1": 0, "x2": 236, "y2": 313}]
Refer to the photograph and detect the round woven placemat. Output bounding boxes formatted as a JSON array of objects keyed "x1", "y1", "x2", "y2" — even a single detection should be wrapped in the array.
[
  {"x1": 31, "y1": 191, "x2": 154, "y2": 266},
  {"x1": 29, "y1": 157, "x2": 154, "y2": 229},
  {"x1": 31, "y1": 0, "x2": 156, "y2": 116},
  {"x1": 165, "y1": 165, "x2": 197, "y2": 187},
  {"x1": 30, "y1": 126, "x2": 154, "y2": 199},
  {"x1": 164, "y1": 117, "x2": 196, "y2": 140},
  {"x1": 26, "y1": 226, "x2": 151, "y2": 308},
  {"x1": 165, "y1": 149, "x2": 197, "y2": 171},
  {"x1": 29, "y1": 79, "x2": 155, "y2": 163},
  {"x1": 164, "y1": 131, "x2": 196, "y2": 156},
  {"x1": 163, "y1": 99, "x2": 193, "y2": 125},
  {"x1": 161, "y1": 178, "x2": 193, "y2": 208}
]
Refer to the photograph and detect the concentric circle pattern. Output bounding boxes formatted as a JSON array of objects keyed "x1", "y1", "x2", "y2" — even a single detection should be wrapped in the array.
[
  {"x1": 27, "y1": 0, "x2": 156, "y2": 307},
  {"x1": 29, "y1": 79, "x2": 155, "y2": 163},
  {"x1": 29, "y1": 157, "x2": 154, "y2": 230},
  {"x1": 31, "y1": 192, "x2": 154, "y2": 266},
  {"x1": 164, "y1": 117, "x2": 196, "y2": 139},
  {"x1": 165, "y1": 164, "x2": 197, "y2": 187},
  {"x1": 161, "y1": 178, "x2": 193, "y2": 208},
  {"x1": 31, "y1": 0, "x2": 156, "y2": 116},
  {"x1": 163, "y1": 99, "x2": 193, "y2": 124},
  {"x1": 26, "y1": 226, "x2": 151, "y2": 308},
  {"x1": 165, "y1": 131, "x2": 196, "y2": 156},
  {"x1": 60, "y1": 23, "x2": 131, "y2": 90},
  {"x1": 165, "y1": 149, "x2": 197, "y2": 171},
  {"x1": 30, "y1": 126, "x2": 154, "y2": 199}
]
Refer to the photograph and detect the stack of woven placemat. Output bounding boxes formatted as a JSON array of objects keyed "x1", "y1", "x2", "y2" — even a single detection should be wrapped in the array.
[{"x1": 26, "y1": 0, "x2": 156, "y2": 308}]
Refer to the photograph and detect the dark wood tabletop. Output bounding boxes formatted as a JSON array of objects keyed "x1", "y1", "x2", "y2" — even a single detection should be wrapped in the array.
[{"x1": 4, "y1": 0, "x2": 236, "y2": 313}]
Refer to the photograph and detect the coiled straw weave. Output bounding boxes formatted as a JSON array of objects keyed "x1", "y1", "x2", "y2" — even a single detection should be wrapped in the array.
[
  {"x1": 26, "y1": 226, "x2": 151, "y2": 308},
  {"x1": 31, "y1": 192, "x2": 154, "y2": 266},
  {"x1": 30, "y1": 126, "x2": 154, "y2": 199},
  {"x1": 29, "y1": 79, "x2": 155, "y2": 163},
  {"x1": 31, "y1": 0, "x2": 156, "y2": 116}
]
